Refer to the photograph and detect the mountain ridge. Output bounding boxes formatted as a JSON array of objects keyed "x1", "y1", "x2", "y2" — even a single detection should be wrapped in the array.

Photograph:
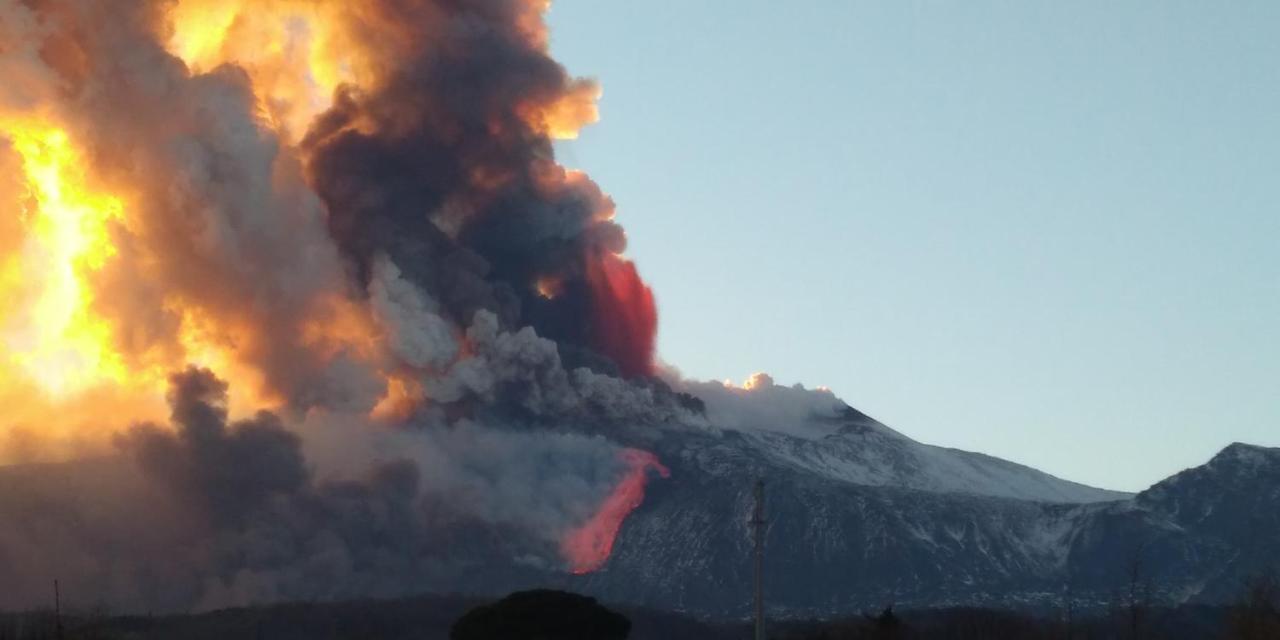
[
  {"x1": 0, "y1": 400, "x2": 1273, "y2": 617},
  {"x1": 573, "y1": 410, "x2": 1279, "y2": 617},
  {"x1": 728, "y1": 405, "x2": 1131, "y2": 504}
]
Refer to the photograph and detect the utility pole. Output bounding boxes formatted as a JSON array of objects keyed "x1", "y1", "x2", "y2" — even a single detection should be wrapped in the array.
[
  {"x1": 751, "y1": 479, "x2": 766, "y2": 640},
  {"x1": 54, "y1": 579, "x2": 63, "y2": 640}
]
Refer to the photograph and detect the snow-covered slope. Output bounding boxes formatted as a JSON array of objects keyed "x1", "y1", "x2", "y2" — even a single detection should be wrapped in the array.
[
  {"x1": 572, "y1": 432, "x2": 1280, "y2": 617},
  {"x1": 683, "y1": 376, "x2": 1127, "y2": 504},
  {"x1": 734, "y1": 406, "x2": 1128, "y2": 504}
]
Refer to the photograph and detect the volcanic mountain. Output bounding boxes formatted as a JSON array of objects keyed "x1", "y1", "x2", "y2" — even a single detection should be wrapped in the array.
[
  {"x1": 567, "y1": 391, "x2": 1279, "y2": 617},
  {"x1": 0, "y1": 0, "x2": 1273, "y2": 622},
  {"x1": 4, "y1": 374, "x2": 1275, "y2": 618}
]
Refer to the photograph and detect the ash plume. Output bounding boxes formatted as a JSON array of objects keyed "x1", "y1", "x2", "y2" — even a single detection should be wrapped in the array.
[
  {"x1": 0, "y1": 0, "x2": 693, "y2": 612},
  {"x1": 301, "y1": 0, "x2": 659, "y2": 379}
]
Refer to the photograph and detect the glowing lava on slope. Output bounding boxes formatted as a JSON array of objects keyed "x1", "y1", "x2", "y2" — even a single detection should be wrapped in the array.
[{"x1": 562, "y1": 448, "x2": 671, "y2": 574}]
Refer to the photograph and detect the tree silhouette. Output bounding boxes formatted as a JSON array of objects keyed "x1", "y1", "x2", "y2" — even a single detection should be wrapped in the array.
[
  {"x1": 450, "y1": 590, "x2": 631, "y2": 640},
  {"x1": 1226, "y1": 572, "x2": 1280, "y2": 640}
]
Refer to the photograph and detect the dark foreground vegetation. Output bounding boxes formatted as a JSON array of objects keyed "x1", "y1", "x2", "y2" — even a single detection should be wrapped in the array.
[{"x1": 1, "y1": 577, "x2": 1277, "y2": 640}]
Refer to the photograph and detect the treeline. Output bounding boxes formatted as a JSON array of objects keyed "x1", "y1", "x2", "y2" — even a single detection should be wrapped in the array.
[
  {"x1": 0, "y1": 575, "x2": 1275, "y2": 640},
  {"x1": 779, "y1": 604, "x2": 1224, "y2": 639},
  {"x1": 782, "y1": 574, "x2": 1280, "y2": 640}
]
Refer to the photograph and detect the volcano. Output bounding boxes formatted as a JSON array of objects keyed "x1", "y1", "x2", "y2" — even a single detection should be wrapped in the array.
[
  {"x1": 573, "y1": 407, "x2": 1280, "y2": 616},
  {"x1": 3, "y1": 375, "x2": 1277, "y2": 616},
  {"x1": 0, "y1": 0, "x2": 1275, "y2": 620}
]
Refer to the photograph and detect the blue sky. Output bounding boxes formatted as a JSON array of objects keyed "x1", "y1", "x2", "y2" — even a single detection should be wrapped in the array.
[{"x1": 545, "y1": 2, "x2": 1279, "y2": 492}]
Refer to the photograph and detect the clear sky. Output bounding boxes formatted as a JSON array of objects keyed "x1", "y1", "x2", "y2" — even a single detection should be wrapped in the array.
[{"x1": 545, "y1": 2, "x2": 1279, "y2": 492}]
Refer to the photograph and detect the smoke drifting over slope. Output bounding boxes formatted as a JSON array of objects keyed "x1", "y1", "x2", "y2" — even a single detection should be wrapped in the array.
[
  {"x1": 2, "y1": 366, "x2": 675, "y2": 610},
  {"x1": 0, "y1": 0, "x2": 789, "y2": 611}
]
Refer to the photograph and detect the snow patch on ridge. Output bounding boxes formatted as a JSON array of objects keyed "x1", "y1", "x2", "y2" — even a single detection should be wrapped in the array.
[{"x1": 681, "y1": 373, "x2": 1130, "y2": 504}]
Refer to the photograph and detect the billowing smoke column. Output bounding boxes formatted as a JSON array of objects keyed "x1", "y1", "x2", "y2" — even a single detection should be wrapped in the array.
[
  {"x1": 0, "y1": 0, "x2": 660, "y2": 426},
  {"x1": 301, "y1": 0, "x2": 659, "y2": 381},
  {"x1": 0, "y1": 0, "x2": 685, "y2": 611},
  {"x1": 1, "y1": 366, "x2": 680, "y2": 610}
]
